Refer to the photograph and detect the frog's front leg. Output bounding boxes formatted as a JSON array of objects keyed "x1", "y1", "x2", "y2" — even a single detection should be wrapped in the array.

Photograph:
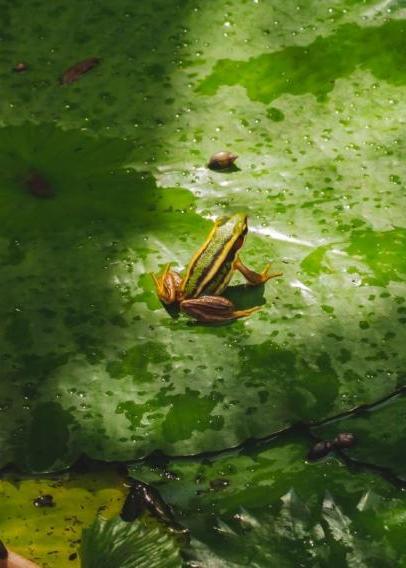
[
  {"x1": 234, "y1": 257, "x2": 282, "y2": 286},
  {"x1": 152, "y1": 264, "x2": 182, "y2": 305},
  {"x1": 180, "y1": 295, "x2": 260, "y2": 323}
]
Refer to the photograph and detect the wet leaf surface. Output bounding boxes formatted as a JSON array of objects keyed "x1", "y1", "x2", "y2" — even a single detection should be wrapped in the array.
[
  {"x1": 0, "y1": 0, "x2": 405, "y2": 471},
  {"x1": 0, "y1": 0, "x2": 405, "y2": 564}
]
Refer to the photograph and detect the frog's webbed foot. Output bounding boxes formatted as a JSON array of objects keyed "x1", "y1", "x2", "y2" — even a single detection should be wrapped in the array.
[
  {"x1": 234, "y1": 257, "x2": 282, "y2": 286},
  {"x1": 180, "y1": 295, "x2": 260, "y2": 323},
  {"x1": 152, "y1": 264, "x2": 182, "y2": 305}
]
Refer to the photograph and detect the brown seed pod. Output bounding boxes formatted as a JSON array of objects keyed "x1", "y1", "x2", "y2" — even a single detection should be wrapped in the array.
[
  {"x1": 24, "y1": 171, "x2": 54, "y2": 198},
  {"x1": 60, "y1": 57, "x2": 100, "y2": 85},
  {"x1": 333, "y1": 432, "x2": 355, "y2": 449},
  {"x1": 307, "y1": 440, "x2": 332, "y2": 462},
  {"x1": 208, "y1": 151, "x2": 238, "y2": 171},
  {"x1": 14, "y1": 62, "x2": 28, "y2": 73}
]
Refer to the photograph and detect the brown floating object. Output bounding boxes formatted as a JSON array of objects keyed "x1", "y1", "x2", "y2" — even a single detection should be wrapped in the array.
[
  {"x1": 60, "y1": 57, "x2": 100, "y2": 85},
  {"x1": 307, "y1": 440, "x2": 332, "y2": 462},
  {"x1": 208, "y1": 150, "x2": 238, "y2": 170},
  {"x1": 333, "y1": 432, "x2": 355, "y2": 449},
  {"x1": 25, "y1": 171, "x2": 54, "y2": 198},
  {"x1": 14, "y1": 62, "x2": 28, "y2": 73}
]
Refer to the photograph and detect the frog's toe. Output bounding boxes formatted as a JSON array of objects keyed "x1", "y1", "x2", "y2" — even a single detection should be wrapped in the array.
[{"x1": 259, "y1": 263, "x2": 283, "y2": 284}]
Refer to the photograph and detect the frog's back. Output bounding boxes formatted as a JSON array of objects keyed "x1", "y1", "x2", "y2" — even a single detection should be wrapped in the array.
[{"x1": 181, "y1": 215, "x2": 247, "y2": 298}]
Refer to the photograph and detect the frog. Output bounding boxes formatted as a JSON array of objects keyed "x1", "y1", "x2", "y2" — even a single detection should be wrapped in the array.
[{"x1": 152, "y1": 213, "x2": 281, "y2": 323}]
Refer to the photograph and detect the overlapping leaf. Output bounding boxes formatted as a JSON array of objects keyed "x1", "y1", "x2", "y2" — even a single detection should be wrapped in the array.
[
  {"x1": 314, "y1": 394, "x2": 406, "y2": 478},
  {"x1": 0, "y1": 468, "x2": 125, "y2": 567},
  {"x1": 130, "y1": 436, "x2": 406, "y2": 567}
]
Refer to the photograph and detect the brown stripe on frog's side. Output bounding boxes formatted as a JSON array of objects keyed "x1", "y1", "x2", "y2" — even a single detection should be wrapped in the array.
[
  {"x1": 190, "y1": 245, "x2": 232, "y2": 296},
  {"x1": 181, "y1": 232, "x2": 235, "y2": 298},
  {"x1": 201, "y1": 238, "x2": 245, "y2": 296},
  {"x1": 185, "y1": 226, "x2": 247, "y2": 298}
]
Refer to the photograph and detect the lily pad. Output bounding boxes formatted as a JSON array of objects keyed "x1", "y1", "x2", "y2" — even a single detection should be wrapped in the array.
[
  {"x1": 0, "y1": 467, "x2": 125, "y2": 567},
  {"x1": 0, "y1": 0, "x2": 405, "y2": 476},
  {"x1": 130, "y1": 435, "x2": 406, "y2": 567}
]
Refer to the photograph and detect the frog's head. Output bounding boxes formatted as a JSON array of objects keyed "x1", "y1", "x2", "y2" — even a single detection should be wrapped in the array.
[{"x1": 216, "y1": 212, "x2": 248, "y2": 234}]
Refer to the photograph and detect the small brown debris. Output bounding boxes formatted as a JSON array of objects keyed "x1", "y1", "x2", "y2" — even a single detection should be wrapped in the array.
[
  {"x1": 24, "y1": 171, "x2": 54, "y2": 198},
  {"x1": 68, "y1": 553, "x2": 77, "y2": 561},
  {"x1": 307, "y1": 440, "x2": 332, "y2": 462},
  {"x1": 333, "y1": 432, "x2": 355, "y2": 449},
  {"x1": 60, "y1": 57, "x2": 100, "y2": 85},
  {"x1": 14, "y1": 62, "x2": 28, "y2": 73},
  {"x1": 208, "y1": 151, "x2": 238, "y2": 171},
  {"x1": 33, "y1": 494, "x2": 54, "y2": 508}
]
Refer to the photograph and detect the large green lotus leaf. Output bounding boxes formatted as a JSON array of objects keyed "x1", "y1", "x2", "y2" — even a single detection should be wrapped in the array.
[
  {"x1": 0, "y1": 0, "x2": 405, "y2": 472},
  {"x1": 80, "y1": 516, "x2": 182, "y2": 568},
  {"x1": 130, "y1": 436, "x2": 406, "y2": 567},
  {"x1": 0, "y1": 121, "x2": 404, "y2": 472},
  {"x1": 0, "y1": 468, "x2": 125, "y2": 568}
]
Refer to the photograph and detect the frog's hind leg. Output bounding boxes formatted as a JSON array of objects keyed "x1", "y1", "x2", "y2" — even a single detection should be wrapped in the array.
[
  {"x1": 151, "y1": 264, "x2": 182, "y2": 305},
  {"x1": 234, "y1": 257, "x2": 282, "y2": 286},
  {"x1": 181, "y1": 295, "x2": 260, "y2": 323}
]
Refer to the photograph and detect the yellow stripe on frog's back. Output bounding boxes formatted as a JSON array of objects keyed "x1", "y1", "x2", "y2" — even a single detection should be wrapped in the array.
[
  {"x1": 181, "y1": 221, "x2": 236, "y2": 298},
  {"x1": 193, "y1": 230, "x2": 240, "y2": 297}
]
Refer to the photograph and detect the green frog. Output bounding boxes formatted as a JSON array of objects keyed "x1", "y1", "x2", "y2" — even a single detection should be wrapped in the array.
[{"x1": 152, "y1": 213, "x2": 281, "y2": 323}]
